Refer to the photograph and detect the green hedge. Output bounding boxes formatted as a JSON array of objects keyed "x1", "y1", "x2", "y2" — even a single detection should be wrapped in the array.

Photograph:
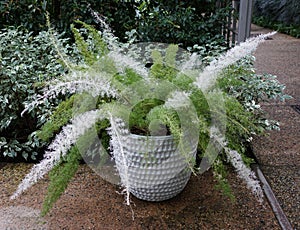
[
  {"x1": 0, "y1": 27, "x2": 75, "y2": 161},
  {"x1": 0, "y1": 0, "x2": 230, "y2": 47},
  {"x1": 252, "y1": 16, "x2": 300, "y2": 38}
]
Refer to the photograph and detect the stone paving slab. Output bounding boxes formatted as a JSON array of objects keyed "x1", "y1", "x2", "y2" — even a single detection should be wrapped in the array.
[
  {"x1": 253, "y1": 105, "x2": 300, "y2": 166},
  {"x1": 253, "y1": 32, "x2": 300, "y2": 105},
  {"x1": 252, "y1": 25, "x2": 300, "y2": 229}
]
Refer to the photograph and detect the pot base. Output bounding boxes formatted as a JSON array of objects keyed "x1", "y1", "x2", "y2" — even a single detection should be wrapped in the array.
[{"x1": 130, "y1": 168, "x2": 191, "y2": 202}]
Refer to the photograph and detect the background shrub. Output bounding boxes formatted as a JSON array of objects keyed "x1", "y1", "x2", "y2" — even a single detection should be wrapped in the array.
[
  {"x1": 252, "y1": 16, "x2": 300, "y2": 38},
  {"x1": 0, "y1": 27, "x2": 74, "y2": 161},
  {"x1": 125, "y1": 0, "x2": 229, "y2": 48},
  {"x1": 0, "y1": 0, "x2": 230, "y2": 48},
  {"x1": 0, "y1": 0, "x2": 48, "y2": 32},
  {"x1": 253, "y1": 0, "x2": 300, "y2": 38},
  {"x1": 217, "y1": 56, "x2": 291, "y2": 133}
]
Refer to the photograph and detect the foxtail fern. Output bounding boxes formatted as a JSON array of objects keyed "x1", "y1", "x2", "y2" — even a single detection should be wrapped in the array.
[{"x1": 41, "y1": 146, "x2": 81, "y2": 216}]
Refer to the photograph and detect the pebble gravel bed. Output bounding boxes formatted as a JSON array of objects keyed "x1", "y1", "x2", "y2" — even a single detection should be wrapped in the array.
[
  {"x1": 261, "y1": 165, "x2": 300, "y2": 229},
  {"x1": 0, "y1": 163, "x2": 280, "y2": 229}
]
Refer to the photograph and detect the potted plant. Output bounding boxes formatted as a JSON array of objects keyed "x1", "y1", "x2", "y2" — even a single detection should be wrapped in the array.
[{"x1": 10, "y1": 18, "x2": 287, "y2": 216}]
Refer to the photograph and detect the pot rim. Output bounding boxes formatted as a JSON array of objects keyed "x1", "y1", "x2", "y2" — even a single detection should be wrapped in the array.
[{"x1": 129, "y1": 133, "x2": 174, "y2": 140}]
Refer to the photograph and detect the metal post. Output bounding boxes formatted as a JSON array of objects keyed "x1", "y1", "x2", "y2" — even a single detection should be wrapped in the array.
[
  {"x1": 238, "y1": 0, "x2": 253, "y2": 43},
  {"x1": 231, "y1": 0, "x2": 240, "y2": 45}
]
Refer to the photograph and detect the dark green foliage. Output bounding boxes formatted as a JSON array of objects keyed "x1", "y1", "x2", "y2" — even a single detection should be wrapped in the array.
[
  {"x1": 0, "y1": 1, "x2": 230, "y2": 49},
  {"x1": 212, "y1": 157, "x2": 235, "y2": 202},
  {"x1": 0, "y1": 27, "x2": 72, "y2": 160},
  {"x1": 0, "y1": 1, "x2": 134, "y2": 37},
  {"x1": 41, "y1": 146, "x2": 81, "y2": 216},
  {"x1": 95, "y1": 119, "x2": 111, "y2": 152},
  {"x1": 252, "y1": 16, "x2": 300, "y2": 38},
  {"x1": 253, "y1": 0, "x2": 300, "y2": 38},
  {"x1": 54, "y1": 0, "x2": 137, "y2": 40},
  {"x1": 37, "y1": 95, "x2": 76, "y2": 142},
  {"x1": 133, "y1": 1, "x2": 229, "y2": 48},
  {"x1": 129, "y1": 99, "x2": 165, "y2": 135},
  {"x1": 0, "y1": 0, "x2": 47, "y2": 32}
]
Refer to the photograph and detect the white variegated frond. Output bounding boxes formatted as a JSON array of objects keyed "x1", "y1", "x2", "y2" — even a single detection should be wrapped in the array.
[
  {"x1": 179, "y1": 52, "x2": 203, "y2": 75},
  {"x1": 225, "y1": 148, "x2": 264, "y2": 203},
  {"x1": 51, "y1": 70, "x2": 118, "y2": 97},
  {"x1": 209, "y1": 126, "x2": 264, "y2": 203},
  {"x1": 11, "y1": 110, "x2": 105, "y2": 199},
  {"x1": 89, "y1": 7, "x2": 122, "y2": 52},
  {"x1": 22, "y1": 70, "x2": 118, "y2": 116},
  {"x1": 165, "y1": 91, "x2": 191, "y2": 109},
  {"x1": 106, "y1": 114, "x2": 131, "y2": 205},
  {"x1": 195, "y1": 32, "x2": 276, "y2": 91},
  {"x1": 108, "y1": 51, "x2": 149, "y2": 78}
]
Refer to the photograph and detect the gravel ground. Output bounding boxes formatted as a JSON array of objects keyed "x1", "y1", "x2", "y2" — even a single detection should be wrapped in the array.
[
  {"x1": 252, "y1": 25, "x2": 300, "y2": 229},
  {"x1": 261, "y1": 165, "x2": 300, "y2": 228},
  {"x1": 0, "y1": 205, "x2": 46, "y2": 230},
  {"x1": 0, "y1": 163, "x2": 279, "y2": 229}
]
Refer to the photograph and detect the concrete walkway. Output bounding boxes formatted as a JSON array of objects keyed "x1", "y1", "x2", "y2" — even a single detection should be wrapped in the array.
[{"x1": 252, "y1": 25, "x2": 300, "y2": 229}]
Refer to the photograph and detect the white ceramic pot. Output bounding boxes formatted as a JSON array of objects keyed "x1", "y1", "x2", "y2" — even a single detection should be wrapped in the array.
[{"x1": 115, "y1": 134, "x2": 197, "y2": 201}]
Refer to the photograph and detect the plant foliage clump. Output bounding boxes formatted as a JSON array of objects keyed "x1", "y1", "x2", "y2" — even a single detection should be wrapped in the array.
[
  {"x1": 10, "y1": 18, "x2": 289, "y2": 217},
  {"x1": 0, "y1": 1, "x2": 232, "y2": 49},
  {"x1": 0, "y1": 27, "x2": 76, "y2": 160}
]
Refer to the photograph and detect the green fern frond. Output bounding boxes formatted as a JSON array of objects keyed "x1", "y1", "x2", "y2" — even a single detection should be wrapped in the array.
[
  {"x1": 213, "y1": 158, "x2": 235, "y2": 202},
  {"x1": 38, "y1": 93, "x2": 99, "y2": 142},
  {"x1": 71, "y1": 24, "x2": 95, "y2": 65},
  {"x1": 74, "y1": 20, "x2": 108, "y2": 58},
  {"x1": 37, "y1": 95, "x2": 75, "y2": 142},
  {"x1": 41, "y1": 146, "x2": 81, "y2": 216},
  {"x1": 165, "y1": 44, "x2": 178, "y2": 68}
]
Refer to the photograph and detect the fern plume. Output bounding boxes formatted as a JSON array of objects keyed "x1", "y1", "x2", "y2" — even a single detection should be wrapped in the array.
[
  {"x1": 11, "y1": 110, "x2": 105, "y2": 199},
  {"x1": 107, "y1": 114, "x2": 131, "y2": 205},
  {"x1": 41, "y1": 146, "x2": 81, "y2": 216},
  {"x1": 195, "y1": 32, "x2": 277, "y2": 91}
]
